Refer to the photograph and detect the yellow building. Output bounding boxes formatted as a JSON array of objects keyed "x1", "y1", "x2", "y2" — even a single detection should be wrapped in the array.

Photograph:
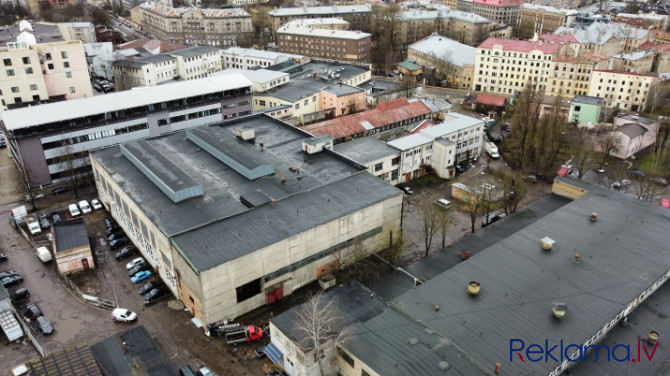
[
  {"x1": 546, "y1": 52, "x2": 609, "y2": 97},
  {"x1": 587, "y1": 70, "x2": 659, "y2": 112},
  {"x1": 408, "y1": 33, "x2": 476, "y2": 89}
]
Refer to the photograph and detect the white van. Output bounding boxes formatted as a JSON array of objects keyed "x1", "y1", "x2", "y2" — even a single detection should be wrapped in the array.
[
  {"x1": 35, "y1": 246, "x2": 52, "y2": 263},
  {"x1": 68, "y1": 204, "x2": 81, "y2": 217},
  {"x1": 435, "y1": 199, "x2": 451, "y2": 209},
  {"x1": 78, "y1": 200, "x2": 91, "y2": 214},
  {"x1": 27, "y1": 216, "x2": 41, "y2": 235}
]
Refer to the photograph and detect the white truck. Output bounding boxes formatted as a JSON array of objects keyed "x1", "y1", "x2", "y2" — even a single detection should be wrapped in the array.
[
  {"x1": 36, "y1": 246, "x2": 52, "y2": 263},
  {"x1": 0, "y1": 310, "x2": 24, "y2": 342},
  {"x1": 485, "y1": 142, "x2": 500, "y2": 159},
  {"x1": 26, "y1": 216, "x2": 41, "y2": 235}
]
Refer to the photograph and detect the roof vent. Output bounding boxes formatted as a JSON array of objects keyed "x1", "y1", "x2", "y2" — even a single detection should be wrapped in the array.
[
  {"x1": 541, "y1": 237, "x2": 555, "y2": 251},
  {"x1": 438, "y1": 361, "x2": 451, "y2": 371},
  {"x1": 236, "y1": 126, "x2": 255, "y2": 141},
  {"x1": 408, "y1": 337, "x2": 418, "y2": 345},
  {"x1": 302, "y1": 135, "x2": 333, "y2": 154},
  {"x1": 433, "y1": 305, "x2": 440, "y2": 312},
  {"x1": 552, "y1": 302, "x2": 567, "y2": 319},
  {"x1": 571, "y1": 252, "x2": 582, "y2": 264},
  {"x1": 460, "y1": 249, "x2": 471, "y2": 260},
  {"x1": 649, "y1": 331, "x2": 659, "y2": 344},
  {"x1": 467, "y1": 281, "x2": 481, "y2": 296}
]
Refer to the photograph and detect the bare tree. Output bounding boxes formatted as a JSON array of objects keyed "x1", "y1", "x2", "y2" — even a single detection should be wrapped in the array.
[
  {"x1": 333, "y1": 240, "x2": 369, "y2": 282},
  {"x1": 461, "y1": 185, "x2": 484, "y2": 233},
  {"x1": 595, "y1": 132, "x2": 618, "y2": 170},
  {"x1": 295, "y1": 291, "x2": 349, "y2": 376},
  {"x1": 499, "y1": 171, "x2": 526, "y2": 214},
  {"x1": 506, "y1": 82, "x2": 544, "y2": 171},
  {"x1": 633, "y1": 175, "x2": 655, "y2": 201},
  {"x1": 569, "y1": 130, "x2": 596, "y2": 179},
  {"x1": 418, "y1": 199, "x2": 439, "y2": 257},
  {"x1": 379, "y1": 226, "x2": 406, "y2": 267},
  {"x1": 437, "y1": 208, "x2": 451, "y2": 249}
]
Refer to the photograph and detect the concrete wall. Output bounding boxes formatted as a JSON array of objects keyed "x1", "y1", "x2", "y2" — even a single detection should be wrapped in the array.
[
  {"x1": 40, "y1": 41, "x2": 93, "y2": 101},
  {"x1": 55, "y1": 245, "x2": 95, "y2": 275},
  {"x1": 551, "y1": 179, "x2": 588, "y2": 199}
]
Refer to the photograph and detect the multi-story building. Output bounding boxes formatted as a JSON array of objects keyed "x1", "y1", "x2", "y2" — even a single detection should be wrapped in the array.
[
  {"x1": 610, "y1": 51, "x2": 655, "y2": 73},
  {"x1": 517, "y1": 4, "x2": 577, "y2": 39},
  {"x1": 568, "y1": 95, "x2": 603, "y2": 125},
  {"x1": 408, "y1": 33, "x2": 476, "y2": 89},
  {"x1": 616, "y1": 12, "x2": 669, "y2": 31},
  {"x1": 1, "y1": 75, "x2": 253, "y2": 187},
  {"x1": 553, "y1": 23, "x2": 652, "y2": 56},
  {"x1": 0, "y1": 30, "x2": 92, "y2": 111},
  {"x1": 472, "y1": 38, "x2": 565, "y2": 94},
  {"x1": 268, "y1": 5, "x2": 372, "y2": 35},
  {"x1": 90, "y1": 114, "x2": 403, "y2": 328},
  {"x1": 113, "y1": 45, "x2": 222, "y2": 90},
  {"x1": 463, "y1": 0, "x2": 524, "y2": 27},
  {"x1": 639, "y1": 41, "x2": 670, "y2": 73},
  {"x1": 56, "y1": 22, "x2": 96, "y2": 44},
  {"x1": 276, "y1": 22, "x2": 371, "y2": 63},
  {"x1": 220, "y1": 47, "x2": 309, "y2": 69},
  {"x1": 587, "y1": 70, "x2": 659, "y2": 112},
  {"x1": 213, "y1": 68, "x2": 289, "y2": 93},
  {"x1": 23, "y1": 0, "x2": 74, "y2": 16},
  {"x1": 545, "y1": 52, "x2": 609, "y2": 96},
  {"x1": 396, "y1": 8, "x2": 490, "y2": 48},
  {"x1": 139, "y1": 1, "x2": 252, "y2": 46}
]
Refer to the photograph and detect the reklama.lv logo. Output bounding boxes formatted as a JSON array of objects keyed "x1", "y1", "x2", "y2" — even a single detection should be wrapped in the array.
[{"x1": 510, "y1": 339, "x2": 659, "y2": 363}]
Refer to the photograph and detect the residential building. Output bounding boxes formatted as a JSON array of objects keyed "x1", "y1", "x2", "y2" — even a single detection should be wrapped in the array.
[
  {"x1": 23, "y1": 0, "x2": 74, "y2": 16},
  {"x1": 639, "y1": 41, "x2": 670, "y2": 73},
  {"x1": 335, "y1": 138, "x2": 401, "y2": 184},
  {"x1": 213, "y1": 68, "x2": 289, "y2": 93},
  {"x1": 396, "y1": 8, "x2": 490, "y2": 48},
  {"x1": 610, "y1": 50, "x2": 655, "y2": 73},
  {"x1": 270, "y1": 177, "x2": 670, "y2": 376},
  {"x1": 53, "y1": 219, "x2": 95, "y2": 275},
  {"x1": 615, "y1": 12, "x2": 669, "y2": 31},
  {"x1": 56, "y1": 22, "x2": 96, "y2": 44},
  {"x1": 287, "y1": 17, "x2": 350, "y2": 30},
  {"x1": 545, "y1": 51, "x2": 609, "y2": 97},
  {"x1": 84, "y1": 42, "x2": 115, "y2": 79},
  {"x1": 552, "y1": 23, "x2": 652, "y2": 55},
  {"x1": 587, "y1": 70, "x2": 659, "y2": 111},
  {"x1": 90, "y1": 114, "x2": 403, "y2": 327},
  {"x1": 517, "y1": 4, "x2": 577, "y2": 39},
  {"x1": 220, "y1": 47, "x2": 309, "y2": 70},
  {"x1": 1, "y1": 75, "x2": 253, "y2": 187},
  {"x1": 0, "y1": 32, "x2": 92, "y2": 111},
  {"x1": 408, "y1": 33, "x2": 476, "y2": 89},
  {"x1": 472, "y1": 38, "x2": 564, "y2": 94},
  {"x1": 0, "y1": 21, "x2": 64, "y2": 47},
  {"x1": 605, "y1": 113, "x2": 659, "y2": 159},
  {"x1": 568, "y1": 95, "x2": 603, "y2": 125},
  {"x1": 117, "y1": 38, "x2": 188, "y2": 55},
  {"x1": 139, "y1": 1, "x2": 252, "y2": 46},
  {"x1": 302, "y1": 97, "x2": 432, "y2": 144},
  {"x1": 466, "y1": 0, "x2": 524, "y2": 27},
  {"x1": 276, "y1": 22, "x2": 371, "y2": 63},
  {"x1": 268, "y1": 5, "x2": 372, "y2": 35}
]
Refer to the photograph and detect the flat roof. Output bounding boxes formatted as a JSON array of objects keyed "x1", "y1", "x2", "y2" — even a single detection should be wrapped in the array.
[
  {"x1": 389, "y1": 180, "x2": 670, "y2": 375},
  {"x1": 419, "y1": 112, "x2": 483, "y2": 139},
  {"x1": 0, "y1": 22, "x2": 63, "y2": 47},
  {"x1": 322, "y1": 83, "x2": 365, "y2": 96},
  {"x1": 220, "y1": 47, "x2": 306, "y2": 62},
  {"x1": 261, "y1": 79, "x2": 327, "y2": 102},
  {"x1": 168, "y1": 45, "x2": 218, "y2": 58},
  {"x1": 277, "y1": 24, "x2": 371, "y2": 40},
  {"x1": 53, "y1": 219, "x2": 90, "y2": 252},
  {"x1": 334, "y1": 137, "x2": 399, "y2": 164},
  {"x1": 572, "y1": 95, "x2": 604, "y2": 105},
  {"x1": 212, "y1": 68, "x2": 289, "y2": 84},
  {"x1": 1, "y1": 74, "x2": 252, "y2": 130},
  {"x1": 268, "y1": 4, "x2": 371, "y2": 17},
  {"x1": 93, "y1": 114, "x2": 400, "y2": 272},
  {"x1": 387, "y1": 133, "x2": 433, "y2": 150}
]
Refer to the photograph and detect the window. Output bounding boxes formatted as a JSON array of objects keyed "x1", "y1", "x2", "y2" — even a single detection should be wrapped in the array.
[
  {"x1": 339, "y1": 349, "x2": 355, "y2": 367},
  {"x1": 575, "y1": 106, "x2": 581, "y2": 111},
  {"x1": 6, "y1": 69, "x2": 14, "y2": 76},
  {"x1": 29, "y1": 84, "x2": 37, "y2": 90},
  {"x1": 69, "y1": 87, "x2": 75, "y2": 93},
  {"x1": 65, "y1": 71, "x2": 72, "y2": 78},
  {"x1": 45, "y1": 53, "x2": 51, "y2": 60},
  {"x1": 47, "y1": 63, "x2": 54, "y2": 69},
  {"x1": 259, "y1": 100, "x2": 266, "y2": 106},
  {"x1": 63, "y1": 62, "x2": 70, "y2": 68},
  {"x1": 374, "y1": 163, "x2": 383, "y2": 172},
  {"x1": 61, "y1": 51, "x2": 68, "y2": 58},
  {"x1": 25, "y1": 67, "x2": 33, "y2": 74},
  {"x1": 22, "y1": 57, "x2": 29, "y2": 64},
  {"x1": 11, "y1": 86, "x2": 18, "y2": 93},
  {"x1": 2, "y1": 58, "x2": 10, "y2": 66}
]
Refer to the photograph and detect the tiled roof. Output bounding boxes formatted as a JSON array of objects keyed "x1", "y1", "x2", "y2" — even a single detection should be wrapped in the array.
[
  {"x1": 117, "y1": 38, "x2": 187, "y2": 53},
  {"x1": 302, "y1": 98, "x2": 431, "y2": 139},
  {"x1": 593, "y1": 70, "x2": 658, "y2": 77},
  {"x1": 477, "y1": 37, "x2": 561, "y2": 54},
  {"x1": 539, "y1": 32, "x2": 579, "y2": 44},
  {"x1": 473, "y1": 0, "x2": 524, "y2": 6},
  {"x1": 475, "y1": 94, "x2": 507, "y2": 106},
  {"x1": 551, "y1": 51, "x2": 609, "y2": 63},
  {"x1": 640, "y1": 41, "x2": 670, "y2": 52}
]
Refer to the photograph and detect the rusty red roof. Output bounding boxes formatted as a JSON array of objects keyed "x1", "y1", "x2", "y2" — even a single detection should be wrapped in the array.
[
  {"x1": 409, "y1": 119, "x2": 436, "y2": 134},
  {"x1": 118, "y1": 38, "x2": 187, "y2": 53},
  {"x1": 475, "y1": 94, "x2": 507, "y2": 107},
  {"x1": 539, "y1": 33, "x2": 579, "y2": 44},
  {"x1": 473, "y1": 0, "x2": 524, "y2": 6},
  {"x1": 640, "y1": 41, "x2": 670, "y2": 52},
  {"x1": 302, "y1": 98, "x2": 431, "y2": 140},
  {"x1": 477, "y1": 38, "x2": 561, "y2": 54}
]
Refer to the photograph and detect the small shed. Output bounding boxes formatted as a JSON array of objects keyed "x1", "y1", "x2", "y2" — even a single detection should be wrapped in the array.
[
  {"x1": 397, "y1": 60, "x2": 423, "y2": 76},
  {"x1": 474, "y1": 94, "x2": 507, "y2": 114},
  {"x1": 53, "y1": 219, "x2": 94, "y2": 275}
]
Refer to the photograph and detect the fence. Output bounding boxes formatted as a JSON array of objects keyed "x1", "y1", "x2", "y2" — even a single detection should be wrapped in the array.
[{"x1": 58, "y1": 273, "x2": 116, "y2": 311}]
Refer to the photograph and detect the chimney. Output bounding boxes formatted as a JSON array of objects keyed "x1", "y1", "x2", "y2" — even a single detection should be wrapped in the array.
[
  {"x1": 590, "y1": 212, "x2": 597, "y2": 221},
  {"x1": 552, "y1": 302, "x2": 567, "y2": 319},
  {"x1": 467, "y1": 281, "x2": 481, "y2": 296},
  {"x1": 649, "y1": 331, "x2": 659, "y2": 344},
  {"x1": 541, "y1": 237, "x2": 555, "y2": 251}
]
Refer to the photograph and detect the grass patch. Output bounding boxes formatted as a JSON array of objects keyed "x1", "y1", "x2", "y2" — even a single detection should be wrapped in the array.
[
  {"x1": 412, "y1": 174, "x2": 444, "y2": 186},
  {"x1": 634, "y1": 148, "x2": 670, "y2": 177}
]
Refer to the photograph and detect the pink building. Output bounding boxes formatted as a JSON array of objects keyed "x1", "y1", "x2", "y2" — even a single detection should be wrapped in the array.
[{"x1": 607, "y1": 114, "x2": 658, "y2": 159}]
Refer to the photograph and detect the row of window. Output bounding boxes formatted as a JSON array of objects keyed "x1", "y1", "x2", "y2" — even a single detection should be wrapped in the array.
[{"x1": 42, "y1": 123, "x2": 149, "y2": 151}]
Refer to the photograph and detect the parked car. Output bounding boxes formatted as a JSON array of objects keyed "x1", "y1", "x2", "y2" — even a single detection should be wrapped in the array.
[
  {"x1": 0, "y1": 253, "x2": 6, "y2": 262},
  {"x1": 106, "y1": 227, "x2": 121, "y2": 236},
  {"x1": 131, "y1": 270, "x2": 152, "y2": 283},
  {"x1": 651, "y1": 177, "x2": 669, "y2": 186},
  {"x1": 38, "y1": 215, "x2": 50, "y2": 229},
  {"x1": 36, "y1": 316, "x2": 54, "y2": 335},
  {"x1": 78, "y1": 200, "x2": 92, "y2": 214},
  {"x1": 139, "y1": 281, "x2": 164, "y2": 295},
  {"x1": 10, "y1": 288, "x2": 30, "y2": 303},
  {"x1": 196, "y1": 366, "x2": 214, "y2": 376},
  {"x1": 455, "y1": 164, "x2": 466, "y2": 174},
  {"x1": 125, "y1": 257, "x2": 145, "y2": 270},
  {"x1": 93, "y1": 83, "x2": 102, "y2": 92},
  {"x1": 51, "y1": 187, "x2": 68, "y2": 195},
  {"x1": 103, "y1": 217, "x2": 114, "y2": 229},
  {"x1": 110, "y1": 237, "x2": 130, "y2": 250},
  {"x1": 0, "y1": 271, "x2": 20, "y2": 280},
  {"x1": 398, "y1": 185, "x2": 413, "y2": 195},
  {"x1": 179, "y1": 365, "x2": 196, "y2": 376},
  {"x1": 111, "y1": 308, "x2": 137, "y2": 322},
  {"x1": 611, "y1": 179, "x2": 632, "y2": 189},
  {"x1": 128, "y1": 262, "x2": 151, "y2": 277},
  {"x1": 143, "y1": 287, "x2": 168, "y2": 304},
  {"x1": 68, "y1": 204, "x2": 81, "y2": 217},
  {"x1": 24, "y1": 304, "x2": 43, "y2": 320},
  {"x1": 2, "y1": 275, "x2": 23, "y2": 287},
  {"x1": 434, "y1": 198, "x2": 451, "y2": 209},
  {"x1": 91, "y1": 199, "x2": 103, "y2": 210},
  {"x1": 527, "y1": 174, "x2": 538, "y2": 183},
  {"x1": 108, "y1": 232, "x2": 126, "y2": 242},
  {"x1": 482, "y1": 212, "x2": 506, "y2": 227},
  {"x1": 52, "y1": 213, "x2": 62, "y2": 223},
  {"x1": 630, "y1": 170, "x2": 645, "y2": 178},
  {"x1": 102, "y1": 83, "x2": 115, "y2": 93},
  {"x1": 116, "y1": 246, "x2": 138, "y2": 260}
]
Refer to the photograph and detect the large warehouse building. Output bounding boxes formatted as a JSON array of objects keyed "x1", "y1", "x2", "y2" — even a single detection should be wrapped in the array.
[{"x1": 90, "y1": 114, "x2": 403, "y2": 326}]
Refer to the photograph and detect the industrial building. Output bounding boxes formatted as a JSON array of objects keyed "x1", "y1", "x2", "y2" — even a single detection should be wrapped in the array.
[{"x1": 89, "y1": 114, "x2": 403, "y2": 327}]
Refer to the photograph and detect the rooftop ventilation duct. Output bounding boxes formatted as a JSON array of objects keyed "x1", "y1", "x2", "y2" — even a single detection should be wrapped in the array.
[
  {"x1": 541, "y1": 237, "x2": 555, "y2": 251},
  {"x1": 552, "y1": 302, "x2": 567, "y2": 319},
  {"x1": 236, "y1": 126, "x2": 255, "y2": 142},
  {"x1": 302, "y1": 135, "x2": 333, "y2": 154},
  {"x1": 467, "y1": 281, "x2": 480, "y2": 296}
]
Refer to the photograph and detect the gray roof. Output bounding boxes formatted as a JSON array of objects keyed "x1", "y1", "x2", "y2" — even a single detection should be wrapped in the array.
[
  {"x1": 0, "y1": 22, "x2": 63, "y2": 47},
  {"x1": 335, "y1": 137, "x2": 400, "y2": 165},
  {"x1": 268, "y1": 4, "x2": 371, "y2": 17},
  {"x1": 418, "y1": 97, "x2": 453, "y2": 112},
  {"x1": 322, "y1": 83, "x2": 365, "y2": 96},
  {"x1": 0, "y1": 285, "x2": 8, "y2": 301},
  {"x1": 90, "y1": 325, "x2": 175, "y2": 376},
  {"x1": 263, "y1": 79, "x2": 327, "y2": 103},
  {"x1": 572, "y1": 95, "x2": 603, "y2": 106},
  {"x1": 168, "y1": 45, "x2": 218, "y2": 58},
  {"x1": 53, "y1": 219, "x2": 89, "y2": 252},
  {"x1": 387, "y1": 179, "x2": 670, "y2": 375},
  {"x1": 617, "y1": 113, "x2": 655, "y2": 125},
  {"x1": 617, "y1": 122, "x2": 648, "y2": 139},
  {"x1": 93, "y1": 114, "x2": 400, "y2": 272},
  {"x1": 113, "y1": 54, "x2": 175, "y2": 68}
]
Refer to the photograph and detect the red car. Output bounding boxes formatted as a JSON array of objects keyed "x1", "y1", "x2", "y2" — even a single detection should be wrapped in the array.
[{"x1": 661, "y1": 198, "x2": 669, "y2": 209}]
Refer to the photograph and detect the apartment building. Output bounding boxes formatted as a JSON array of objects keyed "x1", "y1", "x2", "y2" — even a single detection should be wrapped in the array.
[
  {"x1": 587, "y1": 70, "x2": 659, "y2": 112},
  {"x1": 517, "y1": 4, "x2": 577, "y2": 39},
  {"x1": 472, "y1": 38, "x2": 564, "y2": 94},
  {"x1": 545, "y1": 52, "x2": 609, "y2": 96},
  {"x1": 616, "y1": 12, "x2": 669, "y2": 31},
  {"x1": 465, "y1": 0, "x2": 524, "y2": 27},
  {"x1": 1, "y1": 75, "x2": 253, "y2": 187},
  {"x1": 213, "y1": 68, "x2": 289, "y2": 93},
  {"x1": 610, "y1": 51, "x2": 656, "y2": 73},
  {"x1": 553, "y1": 23, "x2": 652, "y2": 56},
  {"x1": 408, "y1": 34, "x2": 476, "y2": 89},
  {"x1": 0, "y1": 36, "x2": 92, "y2": 111},
  {"x1": 56, "y1": 22, "x2": 96, "y2": 44},
  {"x1": 220, "y1": 47, "x2": 309, "y2": 69},
  {"x1": 639, "y1": 41, "x2": 670, "y2": 73},
  {"x1": 396, "y1": 8, "x2": 490, "y2": 48},
  {"x1": 139, "y1": 1, "x2": 252, "y2": 46},
  {"x1": 276, "y1": 22, "x2": 371, "y2": 63},
  {"x1": 23, "y1": 0, "x2": 74, "y2": 16},
  {"x1": 268, "y1": 5, "x2": 372, "y2": 34}
]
